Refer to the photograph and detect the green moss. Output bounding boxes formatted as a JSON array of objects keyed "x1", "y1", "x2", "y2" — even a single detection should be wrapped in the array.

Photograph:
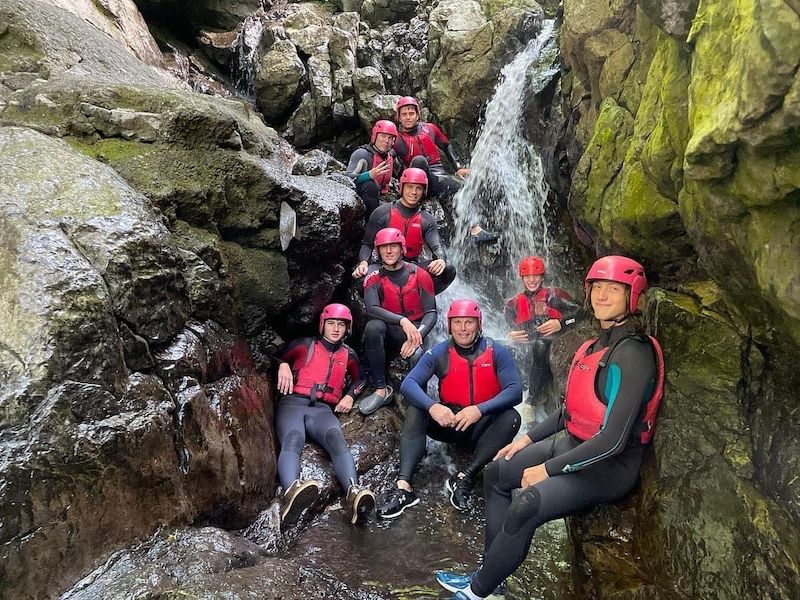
[{"x1": 66, "y1": 137, "x2": 153, "y2": 163}]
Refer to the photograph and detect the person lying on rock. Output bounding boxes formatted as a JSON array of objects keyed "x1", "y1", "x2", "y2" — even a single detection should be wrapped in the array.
[
  {"x1": 275, "y1": 303, "x2": 376, "y2": 527},
  {"x1": 345, "y1": 119, "x2": 398, "y2": 219},
  {"x1": 504, "y1": 255, "x2": 580, "y2": 420},
  {"x1": 352, "y1": 167, "x2": 456, "y2": 294},
  {"x1": 378, "y1": 299, "x2": 522, "y2": 519},
  {"x1": 435, "y1": 256, "x2": 665, "y2": 600},
  {"x1": 393, "y1": 95, "x2": 498, "y2": 245},
  {"x1": 358, "y1": 227, "x2": 438, "y2": 416}
]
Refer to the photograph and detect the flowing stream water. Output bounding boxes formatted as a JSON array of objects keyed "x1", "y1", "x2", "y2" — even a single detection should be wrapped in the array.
[{"x1": 286, "y1": 22, "x2": 573, "y2": 599}]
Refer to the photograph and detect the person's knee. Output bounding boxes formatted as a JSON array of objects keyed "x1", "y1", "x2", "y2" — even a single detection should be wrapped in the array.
[
  {"x1": 500, "y1": 409, "x2": 522, "y2": 434},
  {"x1": 363, "y1": 319, "x2": 387, "y2": 342},
  {"x1": 409, "y1": 156, "x2": 430, "y2": 171},
  {"x1": 483, "y1": 459, "x2": 501, "y2": 489},
  {"x1": 323, "y1": 428, "x2": 350, "y2": 456},
  {"x1": 531, "y1": 338, "x2": 551, "y2": 359},
  {"x1": 504, "y1": 487, "x2": 542, "y2": 535},
  {"x1": 281, "y1": 430, "x2": 304, "y2": 454}
]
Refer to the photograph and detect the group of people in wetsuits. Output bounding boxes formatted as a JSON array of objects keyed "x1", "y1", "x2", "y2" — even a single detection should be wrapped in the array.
[{"x1": 273, "y1": 96, "x2": 666, "y2": 599}]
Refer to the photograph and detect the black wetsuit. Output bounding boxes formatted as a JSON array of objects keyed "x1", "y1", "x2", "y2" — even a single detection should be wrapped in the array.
[
  {"x1": 345, "y1": 144, "x2": 394, "y2": 218},
  {"x1": 363, "y1": 262, "x2": 437, "y2": 388},
  {"x1": 504, "y1": 288, "x2": 581, "y2": 405},
  {"x1": 398, "y1": 337, "x2": 523, "y2": 484},
  {"x1": 359, "y1": 201, "x2": 456, "y2": 294},
  {"x1": 469, "y1": 323, "x2": 658, "y2": 597},
  {"x1": 275, "y1": 337, "x2": 365, "y2": 491}
]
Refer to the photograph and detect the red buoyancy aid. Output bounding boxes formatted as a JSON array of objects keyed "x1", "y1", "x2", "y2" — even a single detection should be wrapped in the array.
[
  {"x1": 371, "y1": 149, "x2": 393, "y2": 195},
  {"x1": 513, "y1": 288, "x2": 564, "y2": 325},
  {"x1": 564, "y1": 335, "x2": 665, "y2": 444},
  {"x1": 397, "y1": 123, "x2": 442, "y2": 166},
  {"x1": 292, "y1": 340, "x2": 349, "y2": 405},
  {"x1": 387, "y1": 205, "x2": 424, "y2": 259},
  {"x1": 439, "y1": 340, "x2": 502, "y2": 408},
  {"x1": 378, "y1": 264, "x2": 425, "y2": 321}
]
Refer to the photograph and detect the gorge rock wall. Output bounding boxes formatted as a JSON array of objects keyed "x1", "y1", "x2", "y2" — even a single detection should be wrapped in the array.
[{"x1": 560, "y1": 0, "x2": 800, "y2": 597}]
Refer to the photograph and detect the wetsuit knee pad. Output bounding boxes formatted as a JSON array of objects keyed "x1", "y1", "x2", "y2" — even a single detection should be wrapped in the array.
[
  {"x1": 483, "y1": 459, "x2": 501, "y2": 488},
  {"x1": 409, "y1": 156, "x2": 430, "y2": 171},
  {"x1": 282, "y1": 430, "x2": 305, "y2": 454},
  {"x1": 363, "y1": 319, "x2": 387, "y2": 339},
  {"x1": 504, "y1": 487, "x2": 542, "y2": 536},
  {"x1": 324, "y1": 428, "x2": 349, "y2": 456}
]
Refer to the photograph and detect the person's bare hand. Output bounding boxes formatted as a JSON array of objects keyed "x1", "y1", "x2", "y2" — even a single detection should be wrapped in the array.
[
  {"x1": 277, "y1": 363, "x2": 294, "y2": 395},
  {"x1": 456, "y1": 167, "x2": 471, "y2": 178},
  {"x1": 400, "y1": 317, "x2": 423, "y2": 347},
  {"x1": 453, "y1": 405, "x2": 481, "y2": 431},
  {"x1": 400, "y1": 339, "x2": 418, "y2": 359},
  {"x1": 508, "y1": 330, "x2": 529, "y2": 344},
  {"x1": 536, "y1": 319, "x2": 562, "y2": 337},
  {"x1": 369, "y1": 160, "x2": 391, "y2": 180},
  {"x1": 352, "y1": 260, "x2": 369, "y2": 278},
  {"x1": 427, "y1": 259, "x2": 446, "y2": 276},
  {"x1": 429, "y1": 403, "x2": 456, "y2": 427},
  {"x1": 521, "y1": 463, "x2": 549, "y2": 488},
  {"x1": 494, "y1": 434, "x2": 532, "y2": 461},
  {"x1": 335, "y1": 395, "x2": 354, "y2": 413}
]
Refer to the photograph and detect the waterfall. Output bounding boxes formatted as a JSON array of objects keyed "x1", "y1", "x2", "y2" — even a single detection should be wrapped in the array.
[
  {"x1": 231, "y1": 9, "x2": 266, "y2": 97},
  {"x1": 436, "y1": 20, "x2": 560, "y2": 338}
]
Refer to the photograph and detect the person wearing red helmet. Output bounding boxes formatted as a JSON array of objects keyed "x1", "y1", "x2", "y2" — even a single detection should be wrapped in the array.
[
  {"x1": 359, "y1": 227, "x2": 438, "y2": 415},
  {"x1": 435, "y1": 256, "x2": 665, "y2": 600},
  {"x1": 274, "y1": 303, "x2": 376, "y2": 527},
  {"x1": 346, "y1": 119, "x2": 398, "y2": 218},
  {"x1": 377, "y1": 299, "x2": 522, "y2": 518},
  {"x1": 353, "y1": 167, "x2": 457, "y2": 294},
  {"x1": 393, "y1": 96, "x2": 498, "y2": 245},
  {"x1": 504, "y1": 256, "x2": 580, "y2": 417}
]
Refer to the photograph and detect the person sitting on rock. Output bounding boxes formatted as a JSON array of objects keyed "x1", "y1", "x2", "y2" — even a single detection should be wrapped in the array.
[
  {"x1": 504, "y1": 256, "x2": 580, "y2": 419},
  {"x1": 345, "y1": 119, "x2": 398, "y2": 218},
  {"x1": 358, "y1": 227, "x2": 438, "y2": 416},
  {"x1": 435, "y1": 256, "x2": 665, "y2": 600},
  {"x1": 377, "y1": 299, "x2": 522, "y2": 519},
  {"x1": 352, "y1": 167, "x2": 456, "y2": 294},
  {"x1": 393, "y1": 95, "x2": 497, "y2": 245},
  {"x1": 275, "y1": 303, "x2": 376, "y2": 527}
]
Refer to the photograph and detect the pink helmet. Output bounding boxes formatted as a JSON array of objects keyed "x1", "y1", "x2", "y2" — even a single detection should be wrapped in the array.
[
  {"x1": 447, "y1": 299, "x2": 482, "y2": 332},
  {"x1": 585, "y1": 255, "x2": 648, "y2": 314},
  {"x1": 399, "y1": 167, "x2": 428, "y2": 196},
  {"x1": 395, "y1": 95, "x2": 420, "y2": 119},
  {"x1": 371, "y1": 119, "x2": 398, "y2": 144},
  {"x1": 519, "y1": 256, "x2": 546, "y2": 277},
  {"x1": 374, "y1": 227, "x2": 406, "y2": 255},
  {"x1": 319, "y1": 303, "x2": 353, "y2": 334}
]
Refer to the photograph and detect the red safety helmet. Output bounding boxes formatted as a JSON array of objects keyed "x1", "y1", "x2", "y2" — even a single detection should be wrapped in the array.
[
  {"x1": 585, "y1": 255, "x2": 648, "y2": 314},
  {"x1": 374, "y1": 227, "x2": 406, "y2": 255},
  {"x1": 395, "y1": 95, "x2": 420, "y2": 119},
  {"x1": 519, "y1": 256, "x2": 545, "y2": 277},
  {"x1": 447, "y1": 299, "x2": 482, "y2": 333},
  {"x1": 399, "y1": 167, "x2": 428, "y2": 196},
  {"x1": 319, "y1": 303, "x2": 353, "y2": 334},
  {"x1": 371, "y1": 119, "x2": 398, "y2": 144}
]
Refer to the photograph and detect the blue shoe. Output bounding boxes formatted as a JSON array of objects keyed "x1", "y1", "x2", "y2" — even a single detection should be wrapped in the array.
[
  {"x1": 436, "y1": 570, "x2": 473, "y2": 593},
  {"x1": 448, "y1": 592, "x2": 475, "y2": 600}
]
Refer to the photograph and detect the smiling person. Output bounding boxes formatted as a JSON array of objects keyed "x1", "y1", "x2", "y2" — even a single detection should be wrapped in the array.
[
  {"x1": 377, "y1": 300, "x2": 522, "y2": 519},
  {"x1": 274, "y1": 303, "x2": 376, "y2": 527},
  {"x1": 435, "y1": 256, "x2": 665, "y2": 600},
  {"x1": 346, "y1": 119, "x2": 398, "y2": 218},
  {"x1": 358, "y1": 227, "x2": 438, "y2": 415},
  {"x1": 353, "y1": 167, "x2": 456, "y2": 294},
  {"x1": 504, "y1": 256, "x2": 580, "y2": 416},
  {"x1": 393, "y1": 96, "x2": 498, "y2": 245}
]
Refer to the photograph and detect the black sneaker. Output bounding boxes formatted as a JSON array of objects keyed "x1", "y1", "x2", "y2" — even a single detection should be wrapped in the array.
[
  {"x1": 470, "y1": 228, "x2": 499, "y2": 245},
  {"x1": 281, "y1": 479, "x2": 320, "y2": 527},
  {"x1": 377, "y1": 488, "x2": 420, "y2": 519},
  {"x1": 446, "y1": 474, "x2": 473, "y2": 511}
]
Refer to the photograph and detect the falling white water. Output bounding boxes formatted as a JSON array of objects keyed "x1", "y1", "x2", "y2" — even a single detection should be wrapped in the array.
[
  {"x1": 232, "y1": 10, "x2": 266, "y2": 97},
  {"x1": 435, "y1": 20, "x2": 560, "y2": 339}
]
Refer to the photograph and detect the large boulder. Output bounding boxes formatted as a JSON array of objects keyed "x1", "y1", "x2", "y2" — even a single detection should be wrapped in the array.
[
  {"x1": 0, "y1": 127, "x2": 277, "y2": 599},
  {"x1": 427, "y1": 0, "x2": 543, "y2": 147},
  {"x1": 255, "y1": 40, "x2": 306, "y2": 121},
  {"x1": 560, "y1": 0, "x2": 800, "y2": 595}
]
